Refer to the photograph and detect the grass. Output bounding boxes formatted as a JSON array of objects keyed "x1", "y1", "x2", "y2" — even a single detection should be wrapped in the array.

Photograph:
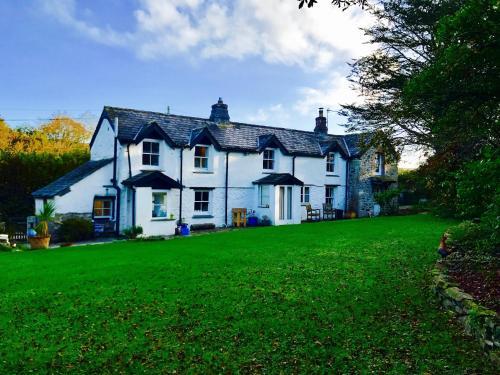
[{"x1": 0, "y1": 214, "x2": 494, "y2": 373}]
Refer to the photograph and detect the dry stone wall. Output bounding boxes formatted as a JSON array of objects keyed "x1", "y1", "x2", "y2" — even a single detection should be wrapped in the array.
[{"x1": 431, "y1": 266, "x2": 499, "y2": 365}]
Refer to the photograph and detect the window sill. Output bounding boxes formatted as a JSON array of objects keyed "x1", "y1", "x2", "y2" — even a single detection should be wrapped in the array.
[
  {"x1": 258, "y1": 205, "x2": 270, "y2": 208},
  {"x1": 192, "y1": 215, "x2": 214, "y2": 219},
  {"x1": 326, "y1": 174, "x2": 339, "y2": 177},
  {"x1": 193, "y1": 170, "x2": 214, "y2": 174},
  {"x1": 262, "y1": 171, "x2": 275, "y2": 174},
  {"x1": 300, "y1": 203, "x2": 311, "y2": 206},
  {"x1": 151, "y1": 218, "x2": 176, "y2": 221}
]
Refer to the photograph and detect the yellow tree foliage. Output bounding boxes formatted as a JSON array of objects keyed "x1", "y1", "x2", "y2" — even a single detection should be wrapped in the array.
[
  {"x1": 0, "y1": 119, "x2": 11, "y2": 151},
  {"x1": 0, "y1": 116, "x2": 90, "y2": 155},
  {"x1": 39, "y1": 116, "x2": 91, "y2": 153}
]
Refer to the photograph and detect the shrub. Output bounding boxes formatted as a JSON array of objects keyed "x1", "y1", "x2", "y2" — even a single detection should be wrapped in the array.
[
  {"x1": 123, "y1": 226, "x2": 143, "y2": 239},
  {"x1": 374, "y1": 188, "x2": 400, "y2": 214},
  {"x1": 260, "y1": 215, "x2": 272, "y2": 226},
  {"x1": 58, "y1": 217, "x2": 94, "y2": 243},
  {"x1": 455, "y1": 147, "x2": 499, "y2": 219},
  {"x1": 0, "y1": 243, "x2": 11, "y2": 252},
  {"x1": 448, "y1": 219, "x2": 498, "y2": 256}
]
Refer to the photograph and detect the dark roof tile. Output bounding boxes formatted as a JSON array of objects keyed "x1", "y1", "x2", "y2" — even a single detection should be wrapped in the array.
[{"x1": 98, "y1": 106, "x2": 364, "y2": 158}]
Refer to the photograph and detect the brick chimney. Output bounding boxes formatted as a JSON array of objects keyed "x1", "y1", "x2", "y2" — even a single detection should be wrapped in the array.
[
  {"x1": 314, "y1": 107, "x2": 327, "y2": 134},
  {"x1": 209, "y1": 97, "x2": 230, "y2": 123}
]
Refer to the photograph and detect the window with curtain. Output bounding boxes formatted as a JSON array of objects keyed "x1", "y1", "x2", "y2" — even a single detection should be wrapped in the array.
[
  {"x1": 93, "y1": 198, "x2": 113, "y2": 218},
  {"x1": 152, "y1": 192, "x2": 167, "y2": 218},
  {"x1": 194, "y1": 146, "x2": 209, "y2": 169},
  {"x1": 259, "y1": 185, "x2": 270, "y2": 207},
  {"x1": 326, "y1": 152, "x2": 335, "y2": 173},
  {"x1": 194, "y1": 190, "x2": 210, "y2": 212}
]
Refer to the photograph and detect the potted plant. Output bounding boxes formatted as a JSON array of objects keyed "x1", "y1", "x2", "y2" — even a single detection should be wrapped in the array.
[{"x1": 29, "y1": 201, "x2": 56, "y2": 249}]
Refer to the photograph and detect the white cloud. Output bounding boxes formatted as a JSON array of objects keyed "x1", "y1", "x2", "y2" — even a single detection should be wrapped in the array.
[
  {"x1": 293, "y1": 71, "x2": 363, "y2": 131},
  {"x1": 39, "y1": 0, "x2": 373, "y2": 71},
  {"x1": 245, "y1": 104, "x2": 290, "y2": 125}
]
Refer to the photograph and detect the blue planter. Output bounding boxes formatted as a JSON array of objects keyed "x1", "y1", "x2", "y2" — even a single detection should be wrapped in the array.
[
  {"x1": 248, "y1": 216, "x2": 258, "y2": 227},
  {"x1": 180, "y1": 224, "x2": 190, "y2": 236}
]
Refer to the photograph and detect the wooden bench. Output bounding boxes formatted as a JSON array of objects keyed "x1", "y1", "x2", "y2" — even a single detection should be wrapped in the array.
[{"x1": 305, "y1": 204, "x2": 321, "y2": 221}]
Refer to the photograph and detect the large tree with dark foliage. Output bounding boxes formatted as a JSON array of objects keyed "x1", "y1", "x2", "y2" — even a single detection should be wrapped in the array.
[
  {"x1": 298, "y1": 0, "x2": 368, "y2": 9},
  {"x1": 339, "y1": 0, "x2": 468, "y2": 152},
  {"x1": 337, "y1": 0, "x2": 499, "y2": 218}
]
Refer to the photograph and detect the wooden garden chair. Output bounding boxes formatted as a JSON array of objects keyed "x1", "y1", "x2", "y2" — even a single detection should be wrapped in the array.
[
  {"x1": 322, "y1": 203, "x2": 335, "y2": 220},
  {"x1": 305, "y1": 204, "x2": 321, "y2": 221}
]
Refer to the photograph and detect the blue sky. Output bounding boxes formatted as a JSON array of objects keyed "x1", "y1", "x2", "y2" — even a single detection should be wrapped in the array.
[{"x1": 0, "y1": 0, "x2": 374, "y2": 136}]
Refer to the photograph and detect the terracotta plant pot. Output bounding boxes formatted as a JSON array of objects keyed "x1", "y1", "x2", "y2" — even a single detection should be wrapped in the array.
[{"x1": 28, "y1": 235, "x2": 51, "y2": 250}]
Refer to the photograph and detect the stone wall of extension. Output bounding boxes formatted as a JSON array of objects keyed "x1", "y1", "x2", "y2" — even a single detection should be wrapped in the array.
[
  {"x1": 347, "y1": 147, "x2": 398, "y2": 217},
  {"x1": 431, "y1": 266, "x2": 499, "y2": 365}
]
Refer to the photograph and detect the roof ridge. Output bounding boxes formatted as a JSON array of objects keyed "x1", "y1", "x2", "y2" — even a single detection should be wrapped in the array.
[{"x1": 104, "y1": 105, "x2": 360, "y2": 138}]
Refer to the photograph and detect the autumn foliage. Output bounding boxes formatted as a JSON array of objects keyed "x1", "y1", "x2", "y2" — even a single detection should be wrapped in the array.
[{"x1": 0, "y1": 116, "x2": 90, "y2": 222}]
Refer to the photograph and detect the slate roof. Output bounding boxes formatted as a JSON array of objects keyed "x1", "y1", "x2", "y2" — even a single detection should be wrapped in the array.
[
  {"x1": 92, "y1": 106, "x2": 365, "y2": 159},
  {"x1": 122, "y1": 171, "x2": 182, "y2": 189},
  {"x1": 32, "y1": 158, "x2": 113, "y2": 198},
  {"x1": 253, "y1": 173, "x2": 304, "y2": 186}
]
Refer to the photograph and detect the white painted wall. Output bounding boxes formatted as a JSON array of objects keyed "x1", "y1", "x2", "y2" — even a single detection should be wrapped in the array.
[
  {"x1": 45, "y1": 118, "x2": 352, "y2": 236},
  {"x1": 91, "y1": 119, "x2": 115, "y2": 160},
  {"x1": 37, "y1": 163, "x2": 114, "y2": 215},
  {"x1": 134, "y1": 187, "x2": 179, "y2": 236}
]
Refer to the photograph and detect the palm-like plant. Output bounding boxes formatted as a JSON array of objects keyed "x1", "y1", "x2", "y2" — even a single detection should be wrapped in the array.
[{"x1": 35, "y1": 201, "x2": 56, "y2": 237}]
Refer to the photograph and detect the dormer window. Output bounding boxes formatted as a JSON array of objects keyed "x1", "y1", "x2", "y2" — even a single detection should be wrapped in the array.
[
  {"x1": 194, "y1": 145, "x2": 209, "y2": 169},
  {"x1": 142, "y1": 141, "x2": 159, "y2": 166},
  {"x1": 263, "y1": 149, "x2": 275, "y2": 170},
  {"x1": 326, "y1": 152, "x2": 335, "y2": 173},
  {"x1": 375, "y1": 153, "x2": 385, "y2": 175}
]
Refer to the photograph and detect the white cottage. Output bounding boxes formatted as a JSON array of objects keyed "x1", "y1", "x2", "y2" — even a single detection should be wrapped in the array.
[{"x1": 33, "y1": 98, "x2": 397, "y2": 237}]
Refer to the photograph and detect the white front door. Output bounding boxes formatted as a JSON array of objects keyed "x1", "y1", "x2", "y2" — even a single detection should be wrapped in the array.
[{"x1": 277, "y1": 185, "x2": 294, "y2": 224}]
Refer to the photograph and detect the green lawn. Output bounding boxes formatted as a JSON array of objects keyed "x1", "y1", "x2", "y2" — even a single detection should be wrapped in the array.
[{"x1": 0, "y1": 215, "x2": 494, "y2": 373}]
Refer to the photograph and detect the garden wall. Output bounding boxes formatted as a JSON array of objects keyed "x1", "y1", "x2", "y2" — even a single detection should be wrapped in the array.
[{"x1": 431, "y1": 266, "x2": 499, "y2": 365}]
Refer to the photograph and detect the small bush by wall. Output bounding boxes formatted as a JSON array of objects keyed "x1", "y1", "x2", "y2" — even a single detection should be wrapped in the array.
[{"x1": 57, "y1": 217, "x2": 94, "y2": 243}]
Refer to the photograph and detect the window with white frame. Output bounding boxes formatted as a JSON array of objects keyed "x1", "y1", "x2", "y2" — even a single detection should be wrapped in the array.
[
  {"x1": 325, "y1": 186, "x2": 335, "y2": 206},
  {"x1": 152, "y1": 192, "x2": 167, "y2": 218},
  {"x1": 375, "y1": 153, "x2": 385, "y2": 175},
  {"x1": 194, "y1": 145, "x2": 209, "y2": 169},
  {"x1": 258, "y1": 185, "x2": 270, "y2": 207},
  {"x1": 93, "y1": 198, "x2": 113, "y2": 218},
  {"x1": 194, "y1": 190, "x2": 210, "y2": 213},
  {"x1": 142, "y1": 141, "x2": 160, "y2": 166},
  {"x1": 263, "y1": 149, "x2": 275, "y2": 170},
  {"x1": 326, "y1": 152, "x2": 335, "y2": 173},
  {"x1": 300, "y1": 186, "x2": 310, "y2": 203}
]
